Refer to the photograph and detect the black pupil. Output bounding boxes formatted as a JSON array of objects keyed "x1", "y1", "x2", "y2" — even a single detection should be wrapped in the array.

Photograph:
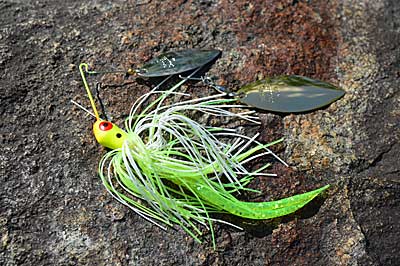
[
  {"x1": 116, "y1": 133, "x2": 122, "y2": 138},
  {"x1": 103, "y1": 122, "x2": 109, "y2": 127}
]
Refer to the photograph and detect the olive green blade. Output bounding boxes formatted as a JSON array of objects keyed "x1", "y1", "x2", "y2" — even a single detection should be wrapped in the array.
[
  {"x1": 237, "y1": 75, "x2": 345, "y2": 113},
  {"x1": 137, "y1": 49, "x2": 221, "y2": 77}
]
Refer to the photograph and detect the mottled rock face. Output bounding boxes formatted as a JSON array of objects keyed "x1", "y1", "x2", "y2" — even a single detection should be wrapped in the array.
[{"x1": 1, "y1": 0, "x2": 398, "y2": 265}]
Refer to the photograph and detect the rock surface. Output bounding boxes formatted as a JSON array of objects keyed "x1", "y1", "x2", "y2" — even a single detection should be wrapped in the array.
[{"x1": 1, "y1": 0, "x2": 398, "y2": 265}]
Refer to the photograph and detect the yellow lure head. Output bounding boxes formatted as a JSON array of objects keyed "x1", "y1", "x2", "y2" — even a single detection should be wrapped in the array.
[
  {"x1": 93, "y1": 120, "x2": 128, "y2": 150},
  {"x1": 79, "y1": 63, "x2": 128, "y2": 150}
]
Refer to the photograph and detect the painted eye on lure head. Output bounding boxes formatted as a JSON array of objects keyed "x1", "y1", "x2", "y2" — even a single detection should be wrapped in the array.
[{"x1": 78, "y1": 62, "x2": 329, "y2": 248}]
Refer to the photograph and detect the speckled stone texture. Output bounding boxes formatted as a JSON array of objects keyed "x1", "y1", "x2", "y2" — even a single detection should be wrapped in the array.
[{"x1": 1, "y1": 0, "x2": 398, "y2": 265}]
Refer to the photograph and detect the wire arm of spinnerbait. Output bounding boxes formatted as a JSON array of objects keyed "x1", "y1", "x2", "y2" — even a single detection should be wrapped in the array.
[
  {"x1": 86, "y1": 69, "x2": 129, "y2": 75},
  {"x1": 81, "y1": 64, "x2": 139, "y2": 76},
  {"x1": 79, "y1": 63, "x2": 100, "y2": 120},
  {"x1": 178, "y1": 74, "x2": 238, "y2": 97},
  {"x1": 79, "y1": 63, "x2": 130, "y2": 122},
  {"x1": 95, "y1": 83, "x2": 109, "y2": 121}
]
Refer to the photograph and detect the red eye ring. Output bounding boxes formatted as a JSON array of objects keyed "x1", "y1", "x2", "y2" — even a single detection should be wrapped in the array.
[{"x1": 99, "y1": 121, "x2": 113, "y2": 131}]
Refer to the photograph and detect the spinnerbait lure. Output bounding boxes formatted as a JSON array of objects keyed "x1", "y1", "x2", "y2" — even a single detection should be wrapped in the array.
[{"x1": 77, "y1": 62, "x2": 329, "y2": 247}]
